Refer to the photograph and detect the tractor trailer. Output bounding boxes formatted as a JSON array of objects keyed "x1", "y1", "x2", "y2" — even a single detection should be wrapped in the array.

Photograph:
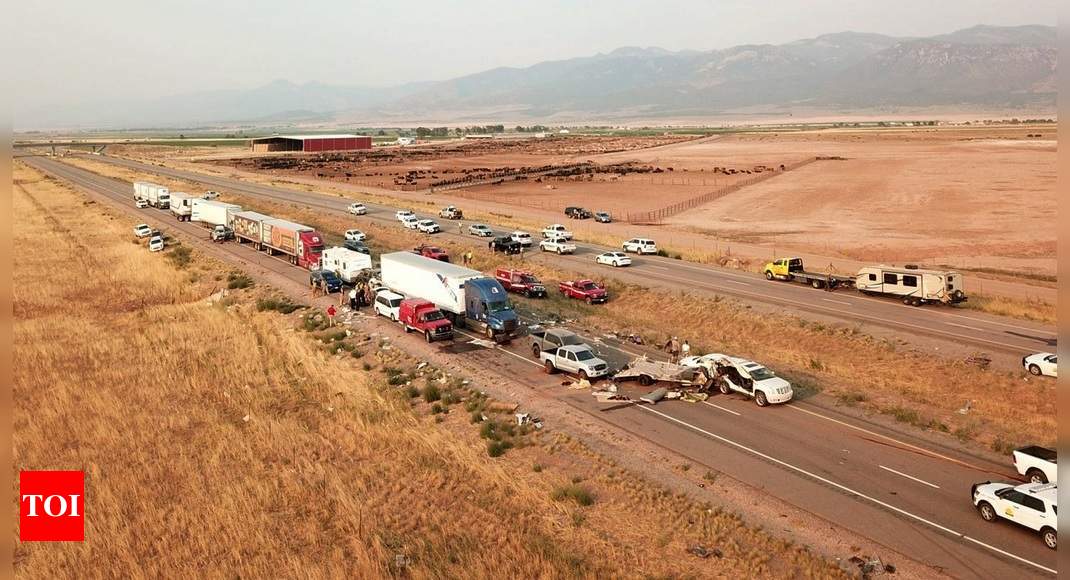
[
  {"x1": 133, "y1": 181, "x2": 170, "y2": 209},
  {"x1": 379, "y1": 252, "x2": 519, "y2": 341},
  {"x1": 191, "y1": 199, "x2": 241, "y2": 229},
  {"x1": 169, "y1": 192, "x2": 196, "y2": 221}
]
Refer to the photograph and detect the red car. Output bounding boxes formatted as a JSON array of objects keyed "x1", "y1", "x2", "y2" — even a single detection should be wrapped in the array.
[
  {"x1": 495, "y1": 268, "x2": 547, "y2": 298},
  {"x1": 398, "y1": 299, "x2": 454, "y2": 342},
  {"x1": 558, "y1": 279, "x2": 608, "y2": 304},
  {"x1": 413, "y1": 244, "x2": 449, "y2": 262}
]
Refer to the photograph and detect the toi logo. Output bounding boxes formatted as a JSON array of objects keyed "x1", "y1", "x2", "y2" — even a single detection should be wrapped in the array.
[{"x1": 19, "y1": 471, "x2": 85, "y2": 542}]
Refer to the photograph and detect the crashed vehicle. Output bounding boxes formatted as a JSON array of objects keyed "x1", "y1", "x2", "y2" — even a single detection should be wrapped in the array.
[
  {"x1": 681, "y1": 354, "x2": 793, "y2": 406},
  {"x1": 614, "y1": 356, "x2": 712, "y2": 388}
]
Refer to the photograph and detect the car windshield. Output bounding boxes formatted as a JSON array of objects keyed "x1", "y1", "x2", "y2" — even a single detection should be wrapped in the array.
[
  {"x1": 747, "y1": 366, "x2": 776, "y2": 381},
  {"x1": 580, "y1": 282, "x2": 598, "y2": 290},
  {"x1": 487, "y1": 300, "x2": 512, "y2": 313},
  {"x1": 520, "y1": 275, "x2": 540, "y2": 284},
  {"x1": 574, "y1": 349, "x2": 595, "y2": 361},
  {"x1": 422, "y1": 310, "x2": 445, "y2": 322},
  {"x1": 309, "y1": 245, "x2": 323, "y2": 255}
]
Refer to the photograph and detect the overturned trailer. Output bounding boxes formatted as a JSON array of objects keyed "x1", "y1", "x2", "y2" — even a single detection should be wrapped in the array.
[{"x1": 613, "y1": 356, "x2": 712, "y2": 388}]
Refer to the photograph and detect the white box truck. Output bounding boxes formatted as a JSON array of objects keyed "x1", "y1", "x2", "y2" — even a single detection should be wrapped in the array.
[
  {"x1": 379, "y1": 252, "x2": 519, "y2": 340},
  {"x1": 320, "y1": 247, "x2": 373, "y2": 283},
  {"x1": 855, "y1": 265, "x2": 966, "y2": 306},
  {"x1": 133, "y1": 181, "x2": 170, "y2": 209},
  {"x1": 169, "y1": 192, "x2": 196, "y2": 221},
  {"x1": 191, "y1": 199, "x2": 241, "y2": 228}
]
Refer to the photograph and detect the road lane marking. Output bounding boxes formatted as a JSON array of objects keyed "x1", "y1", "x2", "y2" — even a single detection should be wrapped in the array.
[
  {"x1": 636, "y1": 405, "x2": 1055, "y2": 575},
  {"x1": 701, "y1": 401, "x2": 741, "y2": 416},
  {"x1": 725, "y1": 280, "x2": 750, "y2": 286},
  {"x1": 879, "y1": 465, "x2": 941, "y2": 489},
  {"x1": 455, "y1": 329, "x2": 543, "y2": 367},
  {"x1": 822, "y1": 298, "x2": 852, "y2": 306},
  {"x1": 946, "y1": 322, "x2": 986, "y2": 332}
]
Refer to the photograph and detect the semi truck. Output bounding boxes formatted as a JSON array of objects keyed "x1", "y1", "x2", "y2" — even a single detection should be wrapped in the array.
[
  {"x1": 379, "y1": 252, "x2": 519, "y2": 341},
  {"x1": 169, "y1": 192, "x2": 196, "y2": 221},
  {"x1": 133, "y1": 181, "x2": 170, "y2": 209},
  {"x1": 191, "y1": 199, "x2": 241, "y2": 229},
  {"x1": 320, "y1": 247, "x2": 373, "y2": 283},
  {"x1": 261, "y1": 218, "x2": 324, "y2": 269},
  {"x1": 231, "y1": 211, "x2": 274, "y2": 246}
]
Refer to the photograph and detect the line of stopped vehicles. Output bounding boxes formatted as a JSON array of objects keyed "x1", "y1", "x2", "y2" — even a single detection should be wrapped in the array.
[{"x1": 131, "y1": 181, "x2": 1059, "y2": 549}]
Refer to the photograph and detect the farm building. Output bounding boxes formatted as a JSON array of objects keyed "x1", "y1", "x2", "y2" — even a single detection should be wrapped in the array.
[{"x1": 250, "y1": 134, "x2": 372, "y2": 153}]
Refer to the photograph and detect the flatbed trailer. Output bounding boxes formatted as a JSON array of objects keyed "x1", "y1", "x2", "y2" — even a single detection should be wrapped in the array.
[
  {"x1": 614, "y1": 356, "x2": 712, "y2": 387},
  {"x1": 763, "y1": 257, "x2": 853, "y2": 290}
]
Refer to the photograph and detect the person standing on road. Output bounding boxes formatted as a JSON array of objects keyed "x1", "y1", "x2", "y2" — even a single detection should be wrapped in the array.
[
  {"x1": 665, "y1": 336, "x2": 681, "y2": 364},
  {"x1": 465, "y1": 251, "x2": 473, "y2": 266},
  {"x1": 680, "y1": 340, "x2": 691, "y2": 360},
  {"x1": 458, "y1": 222, "x2": 464, "y2": 235},
  {"x1": 348, "y1": 287, "x2": 358, "y2": 310},
  {"x1": 326, "y1": 305, "x2": 337, "y2": 327}
]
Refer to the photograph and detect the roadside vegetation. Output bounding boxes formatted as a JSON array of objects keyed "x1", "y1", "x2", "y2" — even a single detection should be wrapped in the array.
[{"x1": 14, "y1": 162, "x2": 846, "y2": 578}]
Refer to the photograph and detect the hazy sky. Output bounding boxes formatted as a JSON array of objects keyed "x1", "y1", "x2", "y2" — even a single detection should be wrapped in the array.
[{"x1": 13, "y1": 0, "x2": 1056, "y2": 111}]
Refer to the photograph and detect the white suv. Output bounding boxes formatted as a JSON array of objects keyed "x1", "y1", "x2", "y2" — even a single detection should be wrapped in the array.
[
  {"x1": 510, "y1": 231, "x2": 533, "y2": 247},
  {"x1": 348, "y1": 202, "x2": 367, "y2": 215},
  {"x1": 622, "y1": 238, "x2": 658, "y2": 254},
  {"x1": 972, "y1": 481, "x2": 1057, "y2": 549},
  {"x1": 396, "y1": 210, "x2": 416, "y2": 221},
  {"x1": 401, "y1": 215, "x2": 420, "y2": 229}
]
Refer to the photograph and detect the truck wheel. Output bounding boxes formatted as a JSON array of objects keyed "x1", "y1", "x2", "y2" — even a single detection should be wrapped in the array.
[
  {"x1": 585, "y1": 296, "x2": 593, "y2": 305},
  {"x1": 1027, "y1": 468, "x2": 1048, "y2": 484},
  {"x1": 485, "y1": 326, "x2": 495, "y2": 340},
  {"x1": 1029, "y1": 364, "x2": 1042, "y2": 376},
  {"x1": 912, "y1": 298, "x2": 923, "y2": 307},
  {"x1": 639, "y1": 374, "x2": 654, "y2": 386},
  {"x1": 557, "y1": 248, "x2": 563, "y2": 255},
  {"x1": 755, "y1": 391, "x2": 769, "y2": 407},
  {"x1": 425, "y1": 331, "x2": 433, "y2": 343},
  {"x1": 811, "y1": 280, "x2": 824, "y2": 289},
  {"x1": 544, "y1": 360, "x2": 556, "y2": 374},
  {"x1": 764, "y1": 271, "x2": 774, "y2": 280},
  {"x1": 1042, "y1": 527, "x2": 1057, "y2": 550},
  {"x1": 978, "y1": 502, "x2": 997, "y2": 522},
  {"x1": 532, "y1": 344, "x2": 541, "y2": 357},
  {"x1": 579, "y1": 370, "x2": 589, "y2": 381},
  {"x1": 718, "y1": 381, "x2": 731, "y2": 395},
  {"x1": 404, "y1": 324, "x2": 412, "y2": 333}
]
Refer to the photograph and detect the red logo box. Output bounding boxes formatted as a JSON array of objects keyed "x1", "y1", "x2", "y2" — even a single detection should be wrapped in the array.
[{"x1": 19, "y1": 471, "x2": 85, "y2": 542}]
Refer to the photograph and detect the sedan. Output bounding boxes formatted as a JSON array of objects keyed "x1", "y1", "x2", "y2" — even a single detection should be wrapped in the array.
[
  {"x1": 417, "y1": 220, "x2": 441, "y2": 234},
  {"x1": 344, "y1": 240, "x2": 371, "y2": 255},
  {"x1": 134, "y1": 223, "x2": 152, "y2": 238},
  {"x1": 348, "y1": 202, "x2": 367, "y2": 215},
  {"x1": 596, "y1": 252, "x2": 631, "y2": 267},
  {"x1": 135, "y1": 199, "x2": 149, "y2": 209},
  {"x1": 345, "y1": 229, "x2": 366, "y2": 242},
  {"x1": 468, "y1": 224, "x2": 494, "y2": 237},
  {"x1": 1023, "y1": 353, "x2": 1057, "y2": 377}
]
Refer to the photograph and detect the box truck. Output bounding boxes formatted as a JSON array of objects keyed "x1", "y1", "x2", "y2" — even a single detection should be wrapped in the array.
[
  {"x1": 320, "y1": 247, "x2": 373, "y2": 283},
  {"x1": 191, "y1": 199, "x2": 241, "y2": 228},
  {"x1": 261, "y1": 218, "x2": 323, "y2": 269},
  {"x1": 169, "y1": 192, "x2": 196, "y2": 221},
  {"x1": 379, "y1": 252, "x2": 518, "y2": 341},
  {"x1": 133, "y1": 181, "x2": 170, "y2": 209}
]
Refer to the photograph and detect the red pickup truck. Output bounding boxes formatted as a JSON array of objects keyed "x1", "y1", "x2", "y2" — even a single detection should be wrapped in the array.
[
  {"x1": 398, "y1": 299, "x2": 454, "y2": 342},
  {"x1": 559, "y1": 279, "x2": 608, "y2": 304},
  {"x1": 495, "y1": 268, "x2": 547, "y2": 298},
  {"x1": 413, "y1": 244, "x2": 450, "y2": 262}
]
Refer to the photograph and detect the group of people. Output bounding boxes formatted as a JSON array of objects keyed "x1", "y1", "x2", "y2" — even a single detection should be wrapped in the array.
[
  {"x1": 344, "y1": 281, "x2": 375, "y2": 311},
  {"x1": 663, "y1": 336, "x2": 691, "y2": 364}
]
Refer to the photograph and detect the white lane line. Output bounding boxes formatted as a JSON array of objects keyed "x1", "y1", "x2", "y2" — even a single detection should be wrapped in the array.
[
  {"x1": 647, "y1": 264, "x2": 672, "y2": 271},
  {"x1": 879, "y1": 465, "x2": 941, "y2": 489},
  {"x1": 946, "y1": 322, "x2": 986, "y2": 332},
  {"x1": 636, "y1": 405, "x2": 1055, "y2": 575},
  {"x1": 822, "y1": 298, "x2": 852, "y2": 306},
  {"x1": 455, "y1": 329, "x2": 543, "y2": 367},
  {"x1": 701, "y1": 401, "x2": 742, "y2": 416},
  {"x1": 725, "y1": 279, "x2": 751, "y2": 286}
]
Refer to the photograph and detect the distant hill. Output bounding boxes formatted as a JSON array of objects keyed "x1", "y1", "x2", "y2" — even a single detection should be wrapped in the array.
[{"x1": 17, "y1": 24, "x2": 1055, "y2": 130}]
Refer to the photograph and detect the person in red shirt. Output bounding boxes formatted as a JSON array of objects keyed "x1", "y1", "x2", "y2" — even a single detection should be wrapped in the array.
[{"x1": 326, "y1": 305, "x2": 337, "y2": 327}]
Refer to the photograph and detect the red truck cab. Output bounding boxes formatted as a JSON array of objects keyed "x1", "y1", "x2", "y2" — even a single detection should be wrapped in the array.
[
  {"x1": 398, "y1": 299, "x2": 454, "y2": 342},
  {"x1": 559, "y1": 279, "x2": 608, "y2": 304},
  {"x1": 413, "y1": 245, "x2": 450, "y2": 262},
  {"x1": 495, "y1": 268, "x2": 547, "y2": 298}
]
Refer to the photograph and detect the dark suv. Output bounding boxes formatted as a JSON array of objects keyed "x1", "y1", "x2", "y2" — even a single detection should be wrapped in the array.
[
  {"x1": 565, "y1": 206, "x2": 591, "y2": 219},
  {"x1": 344, "y1": 240, "x2": 371, "y2": 255},
  {"x1": 489, "y1": 236, "x2": 522, "y2": 254},
  {"x1": 310, "y1": 269, "x2": 343, "y2": 293}
]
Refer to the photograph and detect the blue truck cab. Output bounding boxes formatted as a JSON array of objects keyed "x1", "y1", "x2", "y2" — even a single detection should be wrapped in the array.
[{"x1": 464, "y1": 277, "x2": 519, "y2": 341}]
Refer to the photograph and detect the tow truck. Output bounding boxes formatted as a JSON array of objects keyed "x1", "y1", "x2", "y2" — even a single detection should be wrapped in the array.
[{"x1": 763, "y1": 257, "x2": 853, "y2": 290}]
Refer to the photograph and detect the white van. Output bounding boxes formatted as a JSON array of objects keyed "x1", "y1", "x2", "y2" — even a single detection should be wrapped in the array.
[
  {"x1": 320, "y1": 247, "x2": 373, "y2": 284},
  {"x1": 374, "y1": 290, "x2": 405, "y2": 322},
  {"x1": 856, "y1": 265, "x2": 966, "y2": 306},
  {"x1": 622, "y1": 238, "x2": 658, "y2": 255}
]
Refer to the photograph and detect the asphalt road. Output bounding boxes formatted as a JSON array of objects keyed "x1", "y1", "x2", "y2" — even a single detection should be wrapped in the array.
[
  {"x1": 71, "y1": 154, "x2": 1056, "y2": 370},
  {"x1": 21, "y1": 155, "x2": 1058, "y2": 578}
]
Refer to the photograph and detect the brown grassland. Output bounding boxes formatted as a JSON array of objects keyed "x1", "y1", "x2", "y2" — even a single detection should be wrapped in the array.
[
  {"x1": 57, "y1": 156, "x2": 1056, "y2": 452},
  {"x1": 14, "y1": 163, "x2": 849, "y2": 577}
]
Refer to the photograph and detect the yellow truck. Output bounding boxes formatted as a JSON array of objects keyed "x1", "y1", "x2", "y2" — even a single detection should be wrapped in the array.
[{"x1": 763, "y1": 257, "x2": 853, "y2": 290}]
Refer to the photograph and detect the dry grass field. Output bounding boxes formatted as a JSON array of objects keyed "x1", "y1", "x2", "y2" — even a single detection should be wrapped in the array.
[{"x1": 13, "y1": 163, "x2": 849, "y2": 577}]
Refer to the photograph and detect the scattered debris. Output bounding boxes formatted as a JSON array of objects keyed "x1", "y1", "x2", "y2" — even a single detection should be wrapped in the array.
[
  {"x1": 639, "y1": 387, "x2": 668, "y2": 405},
  {"x1": 687, "y1": 544, "x2": 721, "y2": 559},
  {"x1": 965, "y1": 353, "x2": 991, "y2": 370},
  {"x1": 957, "y1": 400, "x2": 972, "y2": 415},
  {"x1": 516, "y1": 413, "x2": 543, "y2": 429}
]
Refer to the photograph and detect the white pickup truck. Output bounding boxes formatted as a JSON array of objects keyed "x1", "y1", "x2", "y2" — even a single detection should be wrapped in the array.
[
  {"x1": 1013, "y1": 446, "x2": 1057, "y2": 484},
  {"x1": 541, "y1": 224, "x2": 574, "y2": 240},
  {"x1": 539, "y1": 236, "x2": 576, "y2": 254},
  {"x1": 540, "y1": 345, "x2": 608, "y2": 381},
  {"x1": 681, "y1": 354, "x2": 793, "y2": 406}
]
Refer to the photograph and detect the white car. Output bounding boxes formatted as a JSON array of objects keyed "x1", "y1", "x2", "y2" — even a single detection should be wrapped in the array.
[
  {"x1": 373, "y1": 289, "x2": 404, "y2": 321},
  {"x1": 401, "y1": 215, "x2": 420, "y2": 229},
  {"x1": 135, "y1": 199, "x2": 149, "y2": 209},
  {"x1": 1023, "y1": 353, "x2": 1057, "y2": 377},
  {"x1": 596, "y1": 252, "x2": 631, "y2": 267},
  {"x1": 202, "y1": 191, "x2": 219, "y2": 200},
  {"x1": 972, "y1": 481, "x2": 1057, "y2": 549},
  {"x1": 396, "y1": 210, "x2": 416, "y2": 221},
  {"x1": 134, "y1": 223, "x2": 152, "y2": 238},
  {"x1": 344, "y1": 229, "x2": 367, "y2": 242},
  {"x1": 510, "y1": 231, "x2": 533, "y2": 247},
  {"x1": 622, "y1": 238, "x2": 658, "y2": 255},
  {"x1": 148, "y1": 235, "x2": 165, "y2": 252},
  {"x1": 681, "y1": 354, "x2": 793, "y2": 406},
  {"x1": 540, "y1": 237, "x2": 576, "y2": 254},
  {"x1": 468, "y1": 224, "x2": 494, "y2": 237},
  {"x1": 417, "y1": 219, "x2": 441, "y2": 234},
  {"x1": 348, "y1": 203, "x2": 367, "y2": 215},
  {"x1": 542, "y1": 224, "x2": 574, "y2": 240}
]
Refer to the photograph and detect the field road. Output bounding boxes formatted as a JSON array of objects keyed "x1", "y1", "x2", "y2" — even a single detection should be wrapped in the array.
[
  {"x1": 21, "y1": 155, "x2": 1058, "y2": 579},
  {"x1": 68, "y1": 153, "x2": 1056, "y2": 370}
]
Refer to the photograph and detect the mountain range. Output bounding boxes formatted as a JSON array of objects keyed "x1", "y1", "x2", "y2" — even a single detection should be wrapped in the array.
[{"x1": 20, "y1": 25, "x2": 1056, "y2": 129}]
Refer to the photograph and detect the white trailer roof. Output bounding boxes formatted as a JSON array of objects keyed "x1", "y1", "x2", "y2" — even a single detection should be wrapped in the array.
[
  {"x1": 381, "y1": 251, "x2": 482, "y2": 278},
  {"x1": 232, "y1": 210, "x2": 274, "y2": 221},
  {"x1": 263, "y1": 217, "x2": 312, "y2": 231}
]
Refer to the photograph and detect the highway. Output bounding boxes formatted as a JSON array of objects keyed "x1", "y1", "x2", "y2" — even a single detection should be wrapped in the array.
[
  {"x1": 73, "y1": 153, "x2": 1056, "y2": 369},
  {"x1": 21, "y1": 155, "x2": 1058, "y2": 578}
]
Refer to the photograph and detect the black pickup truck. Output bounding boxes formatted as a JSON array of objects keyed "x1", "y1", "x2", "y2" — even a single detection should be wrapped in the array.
[
  {"x1": 565, "y1": 206, "x2": 591, "y2": 219},
  {"x1": 489, "y1": 236, "x2": 522, "y2": 254}
]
